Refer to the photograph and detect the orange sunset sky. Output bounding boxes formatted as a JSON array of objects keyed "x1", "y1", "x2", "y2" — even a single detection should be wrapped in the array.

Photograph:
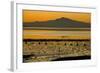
[{"x1": 23, "y1": 10, "x2": 91, "y2": 23}]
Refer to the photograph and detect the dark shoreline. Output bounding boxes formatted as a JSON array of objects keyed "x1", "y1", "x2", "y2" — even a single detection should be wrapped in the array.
[{"x1": 23, "y1": 39, "x2": 90, "y2": 41}]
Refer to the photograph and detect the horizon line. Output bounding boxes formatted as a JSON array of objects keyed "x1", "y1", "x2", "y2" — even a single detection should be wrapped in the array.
[{"x1": 23, "y1": 17, "x2": 90, "y2": 24}]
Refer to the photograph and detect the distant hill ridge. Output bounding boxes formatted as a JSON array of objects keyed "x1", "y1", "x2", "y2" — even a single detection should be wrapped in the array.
[{"x1": 23, "y1": 17, "x2": 90, "y2": 28}]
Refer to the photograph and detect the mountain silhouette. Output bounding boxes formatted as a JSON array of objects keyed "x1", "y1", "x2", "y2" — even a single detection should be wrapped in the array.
[{"x1": 23, "y1": 17, "x2": 90, "y2": 28}]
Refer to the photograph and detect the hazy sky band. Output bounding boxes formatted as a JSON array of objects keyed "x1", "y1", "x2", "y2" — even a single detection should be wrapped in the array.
[{"x1": 23, "y1": 10, "x2": 91, "y2": 23}]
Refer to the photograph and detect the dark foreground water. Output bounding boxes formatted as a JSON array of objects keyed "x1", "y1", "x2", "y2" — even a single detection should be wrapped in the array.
[{"x1": 51, "y1": 55, "x2": 91, "y2": 61}]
